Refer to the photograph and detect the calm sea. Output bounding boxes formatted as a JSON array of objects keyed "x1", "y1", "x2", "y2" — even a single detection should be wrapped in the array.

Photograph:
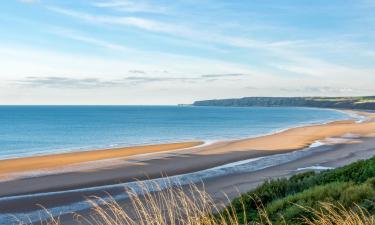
[{"x1": 0, "y1": 106, "x2": 350, "y2": 159}]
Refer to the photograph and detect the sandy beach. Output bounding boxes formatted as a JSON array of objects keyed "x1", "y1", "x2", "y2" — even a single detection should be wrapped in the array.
[
  {"x1": 0, "y1": 110, "x2": 374, "y2": 224},
  {"x1": 0, "y1": 110, "x2": 374, "y2": 183},
  {"x1": 0, "y1": 141, "x2": 203, "y2": 178}
]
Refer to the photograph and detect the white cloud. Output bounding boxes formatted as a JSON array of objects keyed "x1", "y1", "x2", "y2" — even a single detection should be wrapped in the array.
[
  {"x1": 46, "y1": 6, "x2": 280, "y2": 51},
  {"x1": 17, "y1": 0, "x2": 39, "y2": 3},
  {"x1": 50, "y1": 27, "x2": 131, "y2": 52},
  {"x1": 47, "y1": 5, "x2": 371, "y2": 63},
  {"x1": 93, "y1": 0, "x2": 168, "y2": 14},
  {"x1": 47, "y1": 7, "x2": 181, "y2": 34},
  {"x1": 0, "y1": 44, "x2": 258, "y2": 81}
]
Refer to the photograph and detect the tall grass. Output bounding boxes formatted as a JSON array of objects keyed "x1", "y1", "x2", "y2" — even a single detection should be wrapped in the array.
[
  {"x1": 76, "y1": 182, "x2": 245, "y2": 225},
  {"x1": 302, "y1": 202, "x2": 375, "y2": 225},
  {"x1": 26, "y1": 181, "x2": 374, "y2": 225}
]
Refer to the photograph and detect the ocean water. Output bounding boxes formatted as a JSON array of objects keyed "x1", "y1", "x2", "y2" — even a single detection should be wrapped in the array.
[{"x1": 0, "y1": 106, "x2": 350, "y2": 159}]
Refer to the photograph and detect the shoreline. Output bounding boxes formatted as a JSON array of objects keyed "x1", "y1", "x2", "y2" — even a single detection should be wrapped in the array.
[
  {"x1": 4, "y1": 135, "x2": 375, "y2": 224},
  {"x1": 0, "y1": 110, "x2": 373, "y2": 191},
  {"x1": 1, "y1": 123, "x2": 375, "y2": 224},
  {"x1": 0, "y1": 109, "x2": 373, "y2": 183},
  {"x1": 0, "y1": 107, "x2": 349, "y2": 161},
  {"x1": 0, "y1": 110, "x2": 374, "y2": 223}
]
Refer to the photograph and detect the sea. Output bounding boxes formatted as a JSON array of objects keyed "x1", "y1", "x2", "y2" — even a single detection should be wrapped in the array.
[{"x1": 0, "y1": 105, "x2": 351, "y2": 160}]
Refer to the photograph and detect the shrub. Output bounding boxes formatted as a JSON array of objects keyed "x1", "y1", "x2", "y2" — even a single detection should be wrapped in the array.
[{"x1": 229, "y1": 156, "x2": 375, "y2": 223}]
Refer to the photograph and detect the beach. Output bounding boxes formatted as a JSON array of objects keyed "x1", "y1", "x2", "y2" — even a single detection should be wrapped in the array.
[
  {"x1": 0, "y1": 110, "x2": 374, "y2": 223},
  {"x1": 0, "y1": 110, "x2": 374, "y2": 185}
]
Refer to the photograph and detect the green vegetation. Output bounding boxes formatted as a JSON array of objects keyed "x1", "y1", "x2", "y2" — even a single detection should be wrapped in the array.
[
  {"x1": 227, "y1": 156, "x2": 375, "y2": 224},
  {"x1": 30, "y1": 157, "x2": 375, "y2": 224},
  {"x1": 193, "y1": 96, "x2": 375, "y2": 110}
]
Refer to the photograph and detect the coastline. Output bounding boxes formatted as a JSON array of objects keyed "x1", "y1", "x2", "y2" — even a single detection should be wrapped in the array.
[
  {"x1": 0, "y1": 109, "x2": 348, "y2": 180},
  {"x1": 0, "y1": 106, "x2": 347, "y2": 161},
  {"x1": 0, "y1": 110, "x2": 374, "y2": 223},
  {"x1": 0, "y1": 108, "x2": 350, "y2": 182},
  {"x1": 0, "y1": 110, "x2": 373, "y2": 190},
  {"x1": 0, "y1": 106, "x2": 348, "y2": 161},
  {"x1": 3, "y1": 136, "x2": 375, "y2": 224}
]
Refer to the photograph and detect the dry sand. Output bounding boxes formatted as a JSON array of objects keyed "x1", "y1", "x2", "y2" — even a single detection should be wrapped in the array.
[{"x1": 0, "y1": 142, "x2": 203, "y2": 177}]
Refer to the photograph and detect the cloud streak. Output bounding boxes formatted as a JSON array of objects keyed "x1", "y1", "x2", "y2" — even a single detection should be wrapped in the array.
[
  {"x1": 50, "y1": 27, "x2": 131, "y2": 51},
  {"x1": 47, "y1": 4, "x2": 372, "y2": 80},
  {"x1": 17, "y1": 0, "x2": 39, "y2": 3},
  {"x1": 278, "y1": 86, "x2": 373, "y2": 94},
  {"x1": 46, "y1": 6, "x2": 291, "y2": 52},
  {"x1": 93, "y1": 0, "x2": 168, "y2": 14},
  {"x1": 15, "y1": 73, "x2": 248, "y2": 89},
  {"x1": 48, "y1": 7, "x2": 181, "y2": 35},
  {"x1": 200, "y1": 73, "x2": 247, "y2": 78},
  {"x1": 16, "y1": 77, "x2": 122, "y2": 89}
]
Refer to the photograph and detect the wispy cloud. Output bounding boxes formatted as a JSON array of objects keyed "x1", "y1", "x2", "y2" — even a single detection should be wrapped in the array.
[
  {"x1": 46, "y1": 6, "x2": 286, "y2": 51},
  {"x1": 128, "y1": 70, "x2": 146, "y2": 74},
  {"x1": 16, "y1": 76, "x2": 121, "y2": 89},
  {"x1": 15, "y1": 76, "x2": 189, "y2": 88},
  {"x1": 15, "y1": 73, "x2": 248, "y2": 89},
  {"x1": 200, "y1": 73, "x2": 247, "y2": 78},
  {"x1": 48, "y1": 4, "x2": 367, "y2": 71},
  {"x1": 50, "y1": 27, "x2": 131, "y2": 51},
  {"x1": 124, "y1": 74, "x2": 245, "y2": 83},
  {"x1": 93, "y1": 0, "x2": 168, "y2": 14},
  {"x1": 48, "y1": 6, "x2": 182, "y2": 34},
  {"x1": 278, "y1": 86, "x2": 372, "y2": 94},
  {"x1": 17, "y1": 0, "x2": 39, "y2": 3},
  {"x1": 123, "y1": 73, "x2": 246, "y2": 84}
]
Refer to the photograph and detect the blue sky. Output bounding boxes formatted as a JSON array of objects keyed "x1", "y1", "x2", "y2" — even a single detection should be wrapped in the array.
[{"x1": 0, "y1": 0, "x2": 374, "y2": 104}]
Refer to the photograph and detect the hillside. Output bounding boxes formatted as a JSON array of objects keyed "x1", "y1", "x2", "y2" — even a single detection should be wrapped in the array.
[
  {"x1": 226, "y1": 156, "x2": 375, "y2": 224},
  {"x1": 193, "y1": 96, "x2": 375, "y2": 110}
]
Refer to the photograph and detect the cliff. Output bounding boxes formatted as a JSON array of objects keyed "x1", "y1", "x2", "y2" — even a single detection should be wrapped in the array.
[{"x1": 193, "y1": 96, "x2": 375, "y2": 110}]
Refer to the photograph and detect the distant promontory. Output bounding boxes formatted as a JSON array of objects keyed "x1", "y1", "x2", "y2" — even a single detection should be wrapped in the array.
[{"x1": 193, "y1": 96, "x2": 375, "y2": 110}]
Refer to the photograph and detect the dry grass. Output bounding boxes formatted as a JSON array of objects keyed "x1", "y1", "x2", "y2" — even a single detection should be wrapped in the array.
[
  {"x1": 302, "y1": 202, "x2": 375, "y2": 225},
  {"x1": 75, "y1": 182, "x2": 245, "y2": 225},
  {"x1": 22, "y1": 181, "x2": 374, "y2": 225}
]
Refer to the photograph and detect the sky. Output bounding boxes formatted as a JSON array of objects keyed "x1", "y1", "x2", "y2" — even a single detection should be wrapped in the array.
[{"x1": 0, "y1": 0, "x2": 374, "y2": 105}]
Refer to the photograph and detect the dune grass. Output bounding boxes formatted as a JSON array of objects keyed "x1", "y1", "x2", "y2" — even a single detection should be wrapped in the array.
[
  {"x1": 34, "y1": 182, "x2": 246, "y2": 225},
  {"x1": 302, "y1": 203, "x2": 375, "y2": 225},
  {"x1": 228, "y1": 156, "x2": 375, "y2": 224},
  {"x1": 21, "y1": 157, "x2": 375, "y2": 225},
  {"x1": 27, "y1": 181, "x2": 374, "y2": 225}
]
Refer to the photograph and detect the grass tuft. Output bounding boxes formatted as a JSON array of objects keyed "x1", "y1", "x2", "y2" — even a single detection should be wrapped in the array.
[{"x1": 19, "y1": 181, "x2": 375, "y2": 225}]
